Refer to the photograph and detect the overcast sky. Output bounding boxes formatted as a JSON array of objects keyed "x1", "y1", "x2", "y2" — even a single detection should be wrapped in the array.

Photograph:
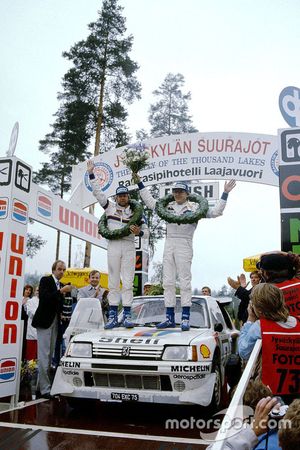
[{"x1": 1, "y1": 0, "x2": 299, "y2": 290}]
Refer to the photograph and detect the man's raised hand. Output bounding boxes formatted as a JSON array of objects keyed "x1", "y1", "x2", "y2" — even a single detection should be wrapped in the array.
[{"x1": 224, "y1": 179, "x2": 236, "y2": 193}]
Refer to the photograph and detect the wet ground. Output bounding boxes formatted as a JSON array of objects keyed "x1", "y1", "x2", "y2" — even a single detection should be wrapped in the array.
[{"x1": 0, "y1": 390, "x2": 213, "y2": 449}]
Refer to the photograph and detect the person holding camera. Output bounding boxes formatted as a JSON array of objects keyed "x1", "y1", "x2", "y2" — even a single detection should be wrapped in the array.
[{"x1": 238, "y1": 283, "x2": 300, "y2": 400}]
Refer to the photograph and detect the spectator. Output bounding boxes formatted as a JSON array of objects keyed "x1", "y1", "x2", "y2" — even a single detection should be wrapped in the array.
[
  {"x1": 238, "y1": 283, "x2": 300, "y2": 398},
  {"x1": 21, "y1": 284, "x2": 33, "y2": 360},
  {"x1": 52, "y1": 284, "x2": 77, "y2": 369},
  {"x1": 256, "y1": 252, "x2": 300, "y2": 316},
  {"x1": 227, "y1": 271, "x2": 261, "y2": 324},
  {"x1": 278, "y1": 399, "x2": 300, "y2": 449},
  {"x1": 201, "y1": 286, "x2": 211, "y2": 296},
  {"x1": 207, "y1": 394, "x2": 280, "y2": 450},
  {"x1": 77, "y1": 270, "x2": 109, "y2": 318},
  {"x1": 143, "y1": 282, "x2": 152, "y2": 295},
  {"x1": 24, "y1": 286, "x2": 39, "y2": 361},
  {"x1": 32, "y1": 260, "x2": 74, "y2": 399}
]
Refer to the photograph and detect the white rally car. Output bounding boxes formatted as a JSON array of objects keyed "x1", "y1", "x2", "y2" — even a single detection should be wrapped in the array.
[{"x1": 51, "y1": 296, "x2": 240, "y2": 409}]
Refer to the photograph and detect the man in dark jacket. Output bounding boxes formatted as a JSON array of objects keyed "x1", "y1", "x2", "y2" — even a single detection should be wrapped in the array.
[
  {"x1": 32, "y1": 260, "x2": 74, "y2": 398},
  {"x1": 227, "y1": 271, "x2": 261, "y2": 324}
]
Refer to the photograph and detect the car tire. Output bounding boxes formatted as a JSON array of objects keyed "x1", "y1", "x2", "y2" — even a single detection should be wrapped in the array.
[
  {"x1": 225, "y1": 354, "x2": 242, "y2": 389},
  {"x1": 208, "y1": 360, "x2": 222, "y2": 413}
]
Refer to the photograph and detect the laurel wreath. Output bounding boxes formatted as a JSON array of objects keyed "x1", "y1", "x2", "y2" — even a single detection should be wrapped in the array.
[
  {"x1": 98, "y1": 199, "x2": 144, "y2": 240},
  {"x1": 155, "y1": 194, "x2": 209, "y2": 224}
]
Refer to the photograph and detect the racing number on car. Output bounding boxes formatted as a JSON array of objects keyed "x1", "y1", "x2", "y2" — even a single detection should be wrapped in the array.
[{"x1": 276, "y1": 368, "x2": 300, "y2": 394}]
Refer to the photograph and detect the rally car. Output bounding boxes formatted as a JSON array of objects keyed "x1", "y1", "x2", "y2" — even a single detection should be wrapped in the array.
[{"x1": 51, "y1": 295, "x2": 240, "y2": 409}]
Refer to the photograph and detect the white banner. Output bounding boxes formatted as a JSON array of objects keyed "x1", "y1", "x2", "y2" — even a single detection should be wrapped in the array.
[
  {"x1": 71, "y1": 132, "x2": 279, "y2": 209},
  {"x1": 29, "y1": 183, "x2": 107, "y2": 250},
  {"x1": 0, "y1": 157, "x2": 29, "y2": 397}
]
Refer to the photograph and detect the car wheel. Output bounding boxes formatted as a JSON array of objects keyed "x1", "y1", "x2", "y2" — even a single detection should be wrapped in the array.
[
  {"x1": 225, "y1": 354, "x2": 242, "y2": 389},
  {"x1": 209, "y1": 360, "x2": 222, "y2": 412}
]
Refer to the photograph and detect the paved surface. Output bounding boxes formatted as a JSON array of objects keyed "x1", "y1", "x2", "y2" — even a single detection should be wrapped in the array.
[{"x1": 0, "y1": 396, "x2": 212, "y2": 449}]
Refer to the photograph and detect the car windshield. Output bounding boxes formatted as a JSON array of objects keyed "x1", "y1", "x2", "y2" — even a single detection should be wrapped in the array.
[{"x1": 130, "y1": 297, "x2": 209, "y2": 328}]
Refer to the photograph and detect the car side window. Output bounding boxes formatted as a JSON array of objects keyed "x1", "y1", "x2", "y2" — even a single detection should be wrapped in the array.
[
  {"x1": 211, "y1": 309, "x2": 226, "y2": 329},
  {"x1": 218, "y1": 304, "x2": 233, "y2": 329}
]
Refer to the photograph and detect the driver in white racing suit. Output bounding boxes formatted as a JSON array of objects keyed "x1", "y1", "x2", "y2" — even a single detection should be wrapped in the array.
[
  {"x1": 135, "y1": 176, "x2": 236, "y2": 331},
  {"x1": 87, "y1": 160, "x2": 148, "y2": 329}
]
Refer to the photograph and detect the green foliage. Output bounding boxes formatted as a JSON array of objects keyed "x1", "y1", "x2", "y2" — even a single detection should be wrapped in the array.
[
  {"x1": 35, "y1": 0, "x2": 141, "y2": 196},
  {"x1": 156, "y1": 193, "x2": 208, "y2": 224},
  {"x1": 26, "y1": 233, "x2": 46, "y2": 258},
  {"x1": 149, "y1": 73, "x2": 198, "y2": 137},
  {"x1": 98, "y1": 199, "x2": 143, "y2": 240},
  {"x1": 137, "y1": 73, "x2": 198, "y2": 254}
]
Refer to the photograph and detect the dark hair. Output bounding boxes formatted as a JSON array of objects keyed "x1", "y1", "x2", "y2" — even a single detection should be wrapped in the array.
[
  {"x1": 52, "y1": 260, "x2": 66, "y2": 272},
  {"x1": 250, "y1": 270, "x2": 261, "y2": 278},
  {"x1": 89, "y1": 270, "x2": 100, "y2": 278},
  {"x1": 23, "y1": 284, "x2": 33, "y2": 298},
  {"x1": 201, "y1": 286, "x2": 211, "y2": 295}
]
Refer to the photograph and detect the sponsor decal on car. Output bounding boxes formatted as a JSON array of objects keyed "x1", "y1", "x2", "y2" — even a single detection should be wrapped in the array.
[
  {"x1": 173, "y1": 374, "x2": 206, "y2": 380},
  {"x1": 97, "y1": 336, "x2": 160, "y2": 344},
  {"x1": 134, "y1": 329, "x2": 181, "y2": 338},
  {"x1": 171, "y1": 365, "x2": 210, "y2": 372},
  {"x1": 200, "y1": 344, "x2": 211, "y2": 358},
  {"x1": 62, "y1": 370, "x2": 79, "y2": 376},
  {"x1": 61, "y1": 361, "x2": 81, "y2": 368}
]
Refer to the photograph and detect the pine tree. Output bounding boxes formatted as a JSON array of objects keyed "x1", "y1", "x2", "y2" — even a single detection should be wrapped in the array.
[
  {"x1": 149, "y1": 73, "x2": 198, "y2": 137},
  {"x1": 35, "y1": 0, "x2": 141, "y2": 262},
  {"x1": 139, "y1": 73, "x2": 198, "y2": 254},
  {"x1": 26, "y1": 233, "x2": 46, "y2": 258}
]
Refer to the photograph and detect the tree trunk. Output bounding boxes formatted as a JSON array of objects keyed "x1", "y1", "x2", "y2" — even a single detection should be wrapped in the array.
[
  {"x1": 68, "y1": 235, "x2": 72, "y2": 267},
  {"x1": 84, "y1": 204, "x2": 95, "y2": 267},
  {"x1": 84, "y1": 45, "x2": 107, "y2": 267},
  {"x1": 56, "y1": 230, "x2": 60, "y2": 260}
]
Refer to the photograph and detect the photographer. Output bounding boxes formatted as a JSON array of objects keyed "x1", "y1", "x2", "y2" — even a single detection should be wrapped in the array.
[{"x1": 238, "y1": 284, "x2": 300, "y2": 400}]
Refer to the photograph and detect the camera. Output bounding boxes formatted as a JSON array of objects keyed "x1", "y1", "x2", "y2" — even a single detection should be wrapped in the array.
[{"x1": 269, "y1": 397, "x2": 288, "y2": 418}]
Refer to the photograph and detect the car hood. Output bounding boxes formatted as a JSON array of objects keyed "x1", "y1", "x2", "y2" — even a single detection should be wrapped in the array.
[{"x1": 72, "y1": 327, "x2": 210, "y2": 346}]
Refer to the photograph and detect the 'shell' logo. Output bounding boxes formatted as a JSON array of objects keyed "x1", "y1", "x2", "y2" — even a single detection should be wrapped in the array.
[
  {"x1": 37, "y1": 193, "x2": 52, "y2": 219},
  {"x1": 0, "y1": 198, "x2": 8, "y2": 219},
  {"x1": 12, "y1": 199, "x2": 28, "y2": 224},
  {"x1": 0, "y1": 359, "x2": 16, "y2": 382}
]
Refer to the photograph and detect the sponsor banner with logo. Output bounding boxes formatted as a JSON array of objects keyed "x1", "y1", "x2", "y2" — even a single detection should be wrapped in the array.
[
  {"x1": 0, "y1": 157, "x2": 29, "y2": 398},
  {"x1": 279, "y1": 128, "x2": 300, "y2": 253},
  {"x1": 71, "y1": 132, "x2": 279, "y2": 208},
  {"x1": 29, "y1": 183, "x2": 107, "y2": 250}
]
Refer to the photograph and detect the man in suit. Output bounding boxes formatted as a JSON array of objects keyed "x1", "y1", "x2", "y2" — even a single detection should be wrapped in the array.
[{"x1": 32, "y1": 260, "x2": 74, "y2": 398}]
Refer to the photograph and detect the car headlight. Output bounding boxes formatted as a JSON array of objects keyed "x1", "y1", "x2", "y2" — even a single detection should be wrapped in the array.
[
  {"x1": 162, "y1": 346, "x2": 188, "y2": 361},
  {"x1": 67, "y1": 342, "x2": 92, "y2": 358}
]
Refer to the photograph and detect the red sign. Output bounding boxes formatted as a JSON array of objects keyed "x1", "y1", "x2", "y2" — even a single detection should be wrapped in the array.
[
  {"x1": 261, "y1": 317, "x2": 300, "y2": 395},
  {"x1": 276, "y1": 278, "x2": 300, "y2": 316}
]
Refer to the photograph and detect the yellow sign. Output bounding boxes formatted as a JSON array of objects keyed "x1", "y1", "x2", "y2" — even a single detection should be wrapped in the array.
[
  {"x1": 61, "y1": 268, "x2": 109, "y2": 289},
  {"x1": 243, "y1": 254, "x2": 261, "y2": 272}
]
